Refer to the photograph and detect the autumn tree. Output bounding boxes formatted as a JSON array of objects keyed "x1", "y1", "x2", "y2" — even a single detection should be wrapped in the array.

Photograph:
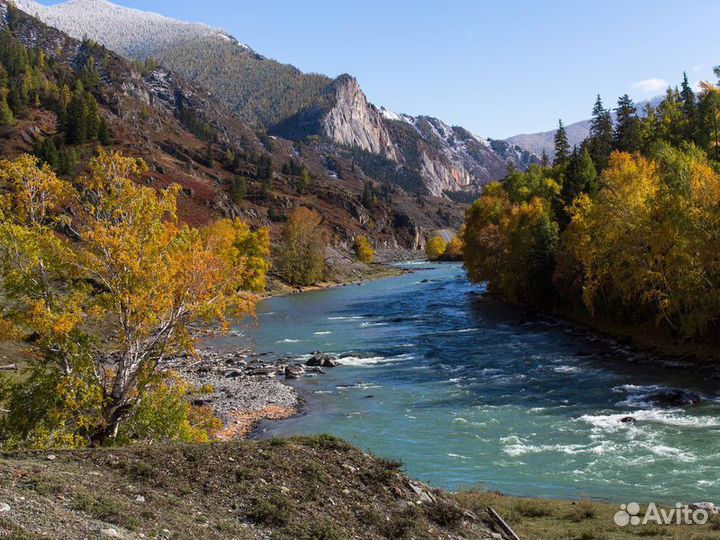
[
  {"x1": 425, "y1": 234, "x2": 448, "y2": 261},
  {"x1": 276, "y1": 207, "x2": 327, "y2": 286},
  {"x1": 0, "y1": 151, "x2": 270, "y2": 447},
  {"x1": 354, "y1": 235, "x2": 374, "y2": 264}
]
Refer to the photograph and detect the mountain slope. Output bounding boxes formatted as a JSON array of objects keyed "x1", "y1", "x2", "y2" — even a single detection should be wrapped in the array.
[
  {"x1": 14, "y1": 0, "x2": 332, "y2": 128},
  {"x1": 14, "y1": 0, "x2": 536, "y2": 196}
]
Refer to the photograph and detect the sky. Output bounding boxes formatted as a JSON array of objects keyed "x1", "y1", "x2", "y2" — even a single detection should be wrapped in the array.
[{"x1": 43, "y1": 0, "x2": 720, "y2": 138}]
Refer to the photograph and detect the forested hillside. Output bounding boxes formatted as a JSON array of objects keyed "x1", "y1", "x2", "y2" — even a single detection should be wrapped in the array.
[{"x1": 463, "y1": 72, "x2": 720, "y2": 354}]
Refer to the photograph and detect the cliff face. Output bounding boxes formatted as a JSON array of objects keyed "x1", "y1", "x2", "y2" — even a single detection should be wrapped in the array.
[
  {"x1": 319, "y1": 75, "x2": 399, "y2": 161},
  {"x1": 280, "y1": 75, "x2": 537, "y2": 196}
]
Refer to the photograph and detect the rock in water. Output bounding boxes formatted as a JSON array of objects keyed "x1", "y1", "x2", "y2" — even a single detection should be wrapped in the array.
[
  {"x1": 645, "y1": 388, "x2": 702, "y2": 407},
  {"x1": 306, "y1": 352, "x2": 337, "y2": 368},
  {"x1": 285, "y1": 365, "x2": 305, "y2": 380}
]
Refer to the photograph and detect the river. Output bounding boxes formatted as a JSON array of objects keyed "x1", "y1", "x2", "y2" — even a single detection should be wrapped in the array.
[{"x1": 227, "y1": 263, "x2": 720, "y2": 503}]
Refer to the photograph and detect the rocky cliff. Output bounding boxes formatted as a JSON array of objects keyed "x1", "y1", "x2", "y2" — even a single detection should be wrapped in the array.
[{"x1": 275, "y1": 74, "x2": 537, "y2": 196}]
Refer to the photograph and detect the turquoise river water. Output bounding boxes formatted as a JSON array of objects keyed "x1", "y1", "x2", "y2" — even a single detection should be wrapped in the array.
[{"x1": 224, "y1": 263, "x2": 720, "y2": 503}]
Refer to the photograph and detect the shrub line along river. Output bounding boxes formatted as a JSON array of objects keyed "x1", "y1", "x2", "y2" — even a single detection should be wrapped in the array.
[{"x1": 225, "y1": 263, "x2": 720, "y2": 503}]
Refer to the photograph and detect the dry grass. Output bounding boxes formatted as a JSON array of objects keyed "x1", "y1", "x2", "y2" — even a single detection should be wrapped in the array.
[{"x1": 455, "y1": 490, "x2": 720, "y2": 540}]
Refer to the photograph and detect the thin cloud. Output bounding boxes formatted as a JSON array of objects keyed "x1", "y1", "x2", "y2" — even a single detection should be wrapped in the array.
[{"x1": 631, "y1": 78, "x2": 668, "y2": 94}]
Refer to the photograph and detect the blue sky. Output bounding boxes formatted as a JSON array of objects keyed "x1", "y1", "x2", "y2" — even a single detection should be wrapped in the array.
[{"x1": 44, "y1": 0, "x2": 720, "y2": 138}]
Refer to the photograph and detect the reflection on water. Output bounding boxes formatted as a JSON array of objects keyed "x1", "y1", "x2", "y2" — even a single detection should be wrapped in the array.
[{"x1": 223, "y1": 263, "x2": 720, "y2": 502}]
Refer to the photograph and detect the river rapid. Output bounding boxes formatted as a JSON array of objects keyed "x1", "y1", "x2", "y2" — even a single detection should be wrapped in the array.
[{"x1": 226, "y1": 263, "x2": 720, "y2": 503}]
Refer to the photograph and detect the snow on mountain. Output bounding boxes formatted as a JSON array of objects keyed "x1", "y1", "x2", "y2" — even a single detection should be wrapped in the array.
[{"x1": 13, "y1": 0, "x2": 251, "y2": 59}]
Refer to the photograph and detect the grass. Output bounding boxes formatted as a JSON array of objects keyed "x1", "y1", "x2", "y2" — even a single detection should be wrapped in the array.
[{"x1": 455, "y1": 490, "x2": 720, "y2": 540}]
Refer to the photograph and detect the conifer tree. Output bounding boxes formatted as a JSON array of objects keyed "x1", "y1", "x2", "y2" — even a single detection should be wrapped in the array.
[
  {"x1": 553, "y1": 120, "x2": 570, "y2": 166},
  {"x1": 0, "y1": 95, "x2": 14, "y2": 126},
  {"x1": 680, "y1": 72, "x2": 698, "y2": 142},
  {"x1": 587, "y1": 95, "x2": 613, "y2": 170},
  {"x1": 613, "y1": 94, "x2": 641, "y2": 153},
  {"x1": 561, "y1": 147, "x2": 597, "y2": 210}
]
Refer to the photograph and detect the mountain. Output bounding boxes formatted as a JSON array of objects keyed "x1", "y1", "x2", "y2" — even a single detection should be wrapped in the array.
[
  {"x1": 273, "y1": 74, "x2": 537, "y2": 196},
  {"x1": 0, "y1": 0, "x2": 465, "y2": 252},
  {"x1": 506, "y1": 96, "x2": 665, "y2": 159},
  {"x1": 13, "y1": 0, "x2": 332, "y2": 128},
  {"x1": 13, "y1": 0, "x2": 537, "y2": 196}
]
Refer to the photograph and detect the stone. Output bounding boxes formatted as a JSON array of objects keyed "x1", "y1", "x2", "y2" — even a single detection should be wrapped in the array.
[
  {"x1": 409, "y1": 482, "x2": 434, "y2": 504},
  {"x1": 620, "y1": 416, "x2": 636, "y2": 423},
  {"x1": 285, "y1": 365, "x2": 305, "y2": 380},
  {"x1": 46, "y1": 454, "x2": 57, "y2": 461},
  {"x1": 101, "y1": 529, "x2": 123, "y2": 539},
  {"x1": 135, "y1": 495, "x2": 146, "y2": 503},
  {"x1": 306, "y1": 352, "x2": 337, "y2": 368},
  {"x1": 0, "y1": 502, "x2": 10, "y2": 513}
]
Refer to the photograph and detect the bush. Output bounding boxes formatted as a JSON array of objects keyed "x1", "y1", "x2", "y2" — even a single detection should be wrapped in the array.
[
  {"x1": 247, "y1": 494, "x2": 294, "y2": 526},
  {"x1": 425, "y1": 498, "x2": 464, "y2": 528},
  {"x1": 567, "y1": 499, "x2": 597, "y2": 522},
  {"x1": 384, "y1": 506, "x2": 425, "y2": 539}
]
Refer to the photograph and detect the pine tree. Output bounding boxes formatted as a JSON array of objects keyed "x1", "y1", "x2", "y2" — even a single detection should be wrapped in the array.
[
  {"x1": 205, "y1": 140, "x2": 214, "y2": 167},
  {"x1": 561, "y1": 146, "x2": 597, "y2": 210},
  {"x1": 361, "y1": 181, "x2": 376, "y2": 209},
  {"x1": 33, "y1": 137, "x2": 59, "y2": 170},
  {"x1": 58, "y1": 146, "x2": 78, "y2": 176},
  {"x1": 0, "y1": 95, "x2": 14, "y2": 126},
  {"x1": 229, "y1": 176, "x2": 247, "y2": 204},
  {"x1": 553, "y1": 119, "x2": 570, "y2": 166},
  {"x1": 587, "y1": 95, "x2": 613, "y2": 170},
  {"x1": 540, "y1": 149, "x2": 549, "y2": 168},
  {"x1": 66, "y1": 82, "x2": 88, "y2": 145},
  {"x1": 97, "y1": 116, "x2": 111, "y2": 145},
  {"x1": 613, "y1": 94, "x2": 641, "y2": 153},
  {"x1": 680, "y1": 72, "x2": 698, "y2": 142}
]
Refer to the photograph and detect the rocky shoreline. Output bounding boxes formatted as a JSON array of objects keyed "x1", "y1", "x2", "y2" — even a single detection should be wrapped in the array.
[{"x1": 167, "y1": 347, "x2": 345, "y2": 438}]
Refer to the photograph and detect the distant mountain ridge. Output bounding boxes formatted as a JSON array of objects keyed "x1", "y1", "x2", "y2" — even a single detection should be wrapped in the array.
[
  {"x1": 505, "y1": 95, "x2": 665, "y2": 159},
  {"x1": 13, "y1": 0, "x2": 537, "y2": 196}
]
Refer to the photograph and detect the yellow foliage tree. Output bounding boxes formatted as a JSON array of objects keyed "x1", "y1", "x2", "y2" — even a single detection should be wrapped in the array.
[
  {"x1": 562, "y1": 147, "x2": 720, "y2": 336},
  {"x1": 0, "y1": 151, "x2": 270, "y2": 446},
  {"x1": 354, "y1": 235, "x2": 374, "y2": 264},
  {"x1": 425, "y1": 235, "x2": 448, "y2": 261},
  {"x1": 277, "y1": 207, "x2": 327, "y2": 286}
]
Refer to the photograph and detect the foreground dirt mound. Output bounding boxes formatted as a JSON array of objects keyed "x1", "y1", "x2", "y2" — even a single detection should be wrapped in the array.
[{"x1": 0, "y1": 436, "x2": 499, "y2": 539}]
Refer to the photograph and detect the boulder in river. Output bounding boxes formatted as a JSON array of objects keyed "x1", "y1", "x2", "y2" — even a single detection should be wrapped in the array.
[
  {"x1": 644, "y1": 388, "x2": 702, "y2": 408},
  {"x1": 619, "y1": 416, "x2": 636, "y2": 424},
  {"x1": 306, "y1": 352, "x2": 337, "y2": 368}
]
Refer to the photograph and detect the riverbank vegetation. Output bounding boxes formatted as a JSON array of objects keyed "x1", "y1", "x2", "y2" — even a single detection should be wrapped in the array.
[
  {"x1": 464, "y1": 69, "x2": 720, "y2": 353},
  {"x1": 0, "y1": 150, "x2": 270, "y2": 449}
]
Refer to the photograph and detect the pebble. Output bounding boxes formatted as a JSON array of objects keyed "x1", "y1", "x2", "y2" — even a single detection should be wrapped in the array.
[
  {"x1": 100, "y1": 529, "x2": 123, "y2": 539},
  {"x1": 0, "y1": 502, "x2": 10, "y2": 513},
  {"x1": 135, "y1": 495, "x2": 145, "y2": 503},
  {"x1": 46, "y1": 454, "x2": 56, "y2": 461}
]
